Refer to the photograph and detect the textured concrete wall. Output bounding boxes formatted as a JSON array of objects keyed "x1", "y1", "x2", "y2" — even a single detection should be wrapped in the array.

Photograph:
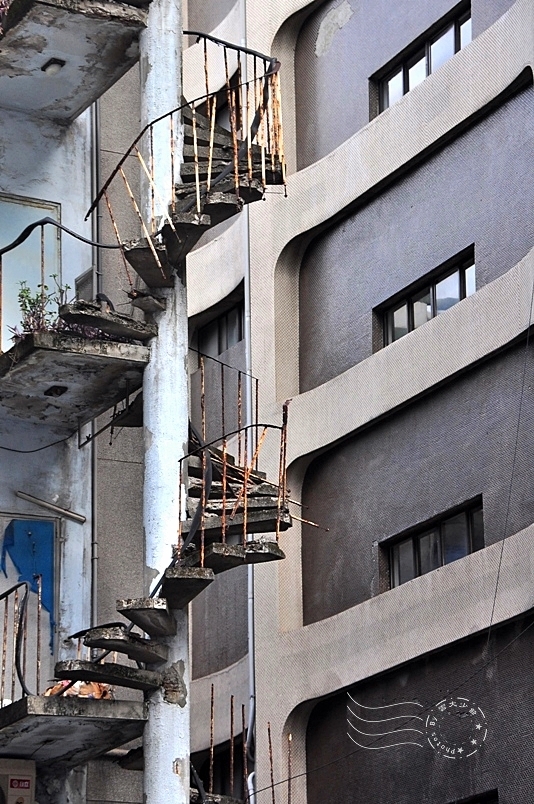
[
  {"x1": 191, "y1": 565, "x2": 248, "y2": 679},
  {"x1": 307, "y1": 616, "x2": 534, "y2": 803},
  {"x1": 302, "y1": 343, "x2": 534, "y2": 624},
  {"x1": 295, "y1": 0, "x2": 517, "y2": 168},
  {"x1": 186, "y1": 0, "x2": 237, "y2": 36},
  {"x1": 299, "y1": 84, "x2": 534, "y2": 392}
]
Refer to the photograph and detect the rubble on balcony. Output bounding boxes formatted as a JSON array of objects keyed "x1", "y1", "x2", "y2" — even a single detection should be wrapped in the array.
[
  {"x1": 0, "y1": 0, "x2": 148, "y2": 122},
  {"x1": 0, "y1": 331, "x2": 149, "y2": 437},
  {"x1": 59, "y1": 300, "x2": 157, "y2": 342}
]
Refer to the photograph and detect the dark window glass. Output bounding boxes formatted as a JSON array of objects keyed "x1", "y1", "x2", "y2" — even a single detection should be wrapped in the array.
[
  {"x1": 383, "y1": 252, "x2": 475, "y2": 345},
  {"x1": 441, "y1": 512, "x2": 469, "y2": 564},
  {"x1": 378, "y1": 8, "x2": 470, "y2": 112},
  {"x1": 198, "y1": 302, "x2": 244, "y2": 359},
  {"x1": 390, "y1": 503, "x2": 483, "y2": 588},
  {"x1": 392, "y1": 539, "x2": 416, "y2": 586}
]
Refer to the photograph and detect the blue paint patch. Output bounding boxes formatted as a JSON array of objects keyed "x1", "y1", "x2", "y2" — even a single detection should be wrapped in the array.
[{"x1": 1, "y1": 520, "x2": 55, "y2": 651}]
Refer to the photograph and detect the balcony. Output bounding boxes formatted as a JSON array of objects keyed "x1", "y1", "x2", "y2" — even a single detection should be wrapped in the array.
[
  {"x1": 0, "y1": 331, "x2": 149, "y2": 437},
  {"x1": 0, "y1": 0, "x2": 148, "y2": 122}
]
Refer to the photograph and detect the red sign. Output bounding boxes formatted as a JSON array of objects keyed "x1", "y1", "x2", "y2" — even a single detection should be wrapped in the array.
[{"x1": 10, "y1": 779, "x2": 31, "y2": 789}]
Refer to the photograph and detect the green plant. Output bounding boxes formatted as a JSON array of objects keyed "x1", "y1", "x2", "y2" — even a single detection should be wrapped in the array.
[{"x1": 10, "y1": 275, "x2": 72, "y2": 340}]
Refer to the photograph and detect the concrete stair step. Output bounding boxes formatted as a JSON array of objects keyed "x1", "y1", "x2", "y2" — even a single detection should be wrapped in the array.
[
  {"x1": 245, "y1": 540, "x2": 285, "y2": 564},
  {"x1": 186, "y1": 495, "x2": 280, "y2": 517},
  {"x1": 54, "y1": 660, "x2": 161, "y2": 692},
  {"x1": 181, "y1": 543, "x2": 246, "y2": 574},
  {"x1": 116, "y1": 598, "x2": 176, "y2": 638},
  {"x1": 159, "y1": 567, "x2": 214, "y2": 609},
  {"x1": 181, "y1": 508, "x2": 292, "y2": 540},
  {"x1": 83, "y1": 626, "x2": 168, "y2": 664},
  {"x1": 123, "y1": 239, "x2": 174, "y2": 289}
]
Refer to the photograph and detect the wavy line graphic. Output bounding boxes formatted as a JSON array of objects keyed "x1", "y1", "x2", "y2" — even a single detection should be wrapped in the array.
[{"x1": 347, "y1": 694, "x2": 425, "y2": 750}]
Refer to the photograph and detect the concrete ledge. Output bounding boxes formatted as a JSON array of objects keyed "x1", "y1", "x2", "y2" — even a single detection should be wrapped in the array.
[
  {"x1": 0, "y1": 696, "x2": 147, "y2": 767},
  {"x1": 278, "y1": 247, "x2": 534, "y2": 465}
]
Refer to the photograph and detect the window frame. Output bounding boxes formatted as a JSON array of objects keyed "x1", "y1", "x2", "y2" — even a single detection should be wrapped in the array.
[
  {"x1": 377, "y1": 5, "x2": 471, "y2": 113},
  {"x1": 197, "y1": 300, "x2": 245, "y2": 361},
  {"x1": 389, "y1": 501, "x2": 484, "y2": 589},
  {"x1": 383, "y1": 248, "x2": 475, "y2": 346}
]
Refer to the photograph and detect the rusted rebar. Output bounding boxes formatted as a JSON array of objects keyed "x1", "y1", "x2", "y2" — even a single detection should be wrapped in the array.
[
  {"x1": 103, "y1": 191, "x2": 133, "y2": 288},
  {"x1": 255, "y1": 378, "x2": 259, "y2": 470},
  {"x1": 119, "y1": 167, "x2": 166, "y2": 280},
  {"x1": 178, "y1": 458, "x2": 184, "y2": 548},
  {"x1": 135, "y1": 146, "x2": 180, "y2": 241},
  {"x1": 243, "y1": 424, "x2": 249, "y2": 547},
  {"x1": 207, "y1": 95, "x2": 217, "y2": 193},
  {"x1": 11, "y1": 590, "x2": 18, "y2": 701},
  {"x1": 268, "y1": 722, "x2": 276, "y2": 804},
  {"x1": 192, "y1": 105, "x2": 202, "y2": 215},
  {"x1": 40, "y1": 226, "x2": 45, "y2": 302},
  {"x1": 1, "y1": 597, "x2": 8, "y2": 705},
  {"x1": 22, "y1": 595, "x2": 28, "y2": 682},
  {"x1": 242, "y1": 705, "x2": 248, "y2": 802},
  {"x1": 224, "y1": 47, "x2": 240, "y2": 196},
  {"x1": 200, "y1": 356, "x2": 206, "y2": 568},
  {"x1": 36, "y1": 575, "x2": 42, "y2": 695},
  {"x1": 287, "y1": 733, "x2": 293, "y2": 804},
  {"x1": 204, "y1": 38, "x2": 210, "y2": 123},
  {"x1": 209, "y1": 683, "x2": 215, "y2": 793},
  {"x1": 230, "y1": 695, "x2": 235, "y2": 796},
  {"x1": 221, "y1": 437, "x2": 228, "y2": 545},
  {"x1": 237, "y1": 372, "x2": 243, "y2": 465},
  {"x1": 247, "y1": 82, "x2": 253, "y2": 182}
]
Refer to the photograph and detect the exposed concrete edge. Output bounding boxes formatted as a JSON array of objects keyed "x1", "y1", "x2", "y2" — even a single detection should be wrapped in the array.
[
  {"x1": 270, "y1": 520, "x2": 534, "y2": 717},
  {"x1": 0, "y1": 696, "x2": 147, "y2": 728},
  {"x1": 0, "y1": 332, "x2": 150, "y2": 379},
  {"x1": 270, "y1": 247, "x2": 534, "y2": 465},
  {"x1": 191, "y1": 653, "x2": 248, "y2": 753}
]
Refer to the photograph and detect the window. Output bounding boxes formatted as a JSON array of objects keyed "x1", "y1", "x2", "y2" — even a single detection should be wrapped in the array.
[
  {"x1": 0, "y1": 194, "x2": 61, "y2": 352},
  {"x1": 390, "y1": 502, "x2": 484, "y2": 588},
  {"x1": 379, "y1": 8, "x2": 471, "y2": 111},
  {"x1": 198, "y1": 302, "x2": 244, "y2": 358},
  {"x1": 384, "y1": 250, "x2": 475, "y2": 345},
  {"x1": 449, "y1": 793, "x2": 498, "y2": 804}
]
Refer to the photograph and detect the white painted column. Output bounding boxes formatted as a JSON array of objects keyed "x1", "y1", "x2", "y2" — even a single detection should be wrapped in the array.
[{"x1": 140, "y1": 0, "x2": 189, "y2": 801}]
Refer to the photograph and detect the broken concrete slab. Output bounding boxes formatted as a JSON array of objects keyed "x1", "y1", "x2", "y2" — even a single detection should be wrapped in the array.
[
  {"x1": 83, "y1": 626, "x2": 168, "y2": 664},
  {"x1": 181, "y1": 509, "x2": 292, "y2": 541},
  {"x1": 245, "y1": 540, "x2": 285, "y2": 564},
  {"x1": 0, "y1": 0, "x2": 148, "y2": 123},
  {"x1": 160, "y1": 567, "x2": 214, "y2": 609},
  {"x1": 0, "y1": 332, "x2": 149, "y2": 436},
  {"x1": 0, "y1": 695, "x2": 146, "y2": 767},
  {"x1": 55, "y1": 660, "x2": 161, "y2": 692},
  {"x1": 59, "y1": 301, "x2": 157, "y2": 342},
  {"x1": 116, "y1": 597, "x2": 176, "y2": 638},
  {"x1": 123, "y1": 238, "x2": 174, "y2": 288},
  {"x1": 181, "y1": 543, "x2": 246, "y2": 574}
]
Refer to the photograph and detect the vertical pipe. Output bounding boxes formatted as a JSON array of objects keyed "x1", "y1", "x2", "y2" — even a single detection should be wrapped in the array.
[
  {"x1": 230, "y1": 695, "x2": 235, "y2": 796},
  {"x1": 209, "y1": 683, "x2": 215, "y2": 793},
  {"x1": 237, "y1": 372, "x2": 242, "y2": 465},
  {"x1": 200, "y1": 356, "x2": 206, "y2": 567}
]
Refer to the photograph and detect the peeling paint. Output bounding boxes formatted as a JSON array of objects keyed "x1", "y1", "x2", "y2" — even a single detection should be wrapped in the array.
[
  {"x1": 162, "y1": 660, "x2": 187, "y2": 706},
  {"x1": 315, "y1": 0, "x2": 354, "y2": 58}
]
